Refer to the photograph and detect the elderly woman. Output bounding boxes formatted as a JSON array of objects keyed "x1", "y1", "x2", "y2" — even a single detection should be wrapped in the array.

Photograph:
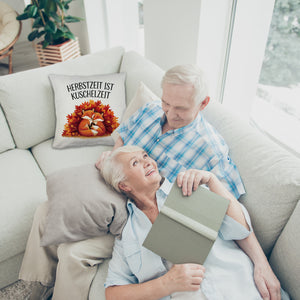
[{"x1": 100, "y1": 145, "x2": 287, "y2": 300}]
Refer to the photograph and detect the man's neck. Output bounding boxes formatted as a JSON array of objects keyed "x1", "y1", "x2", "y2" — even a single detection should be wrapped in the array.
[{"x1": 162, "y1": 122, "x2": 174, "y2": 134}]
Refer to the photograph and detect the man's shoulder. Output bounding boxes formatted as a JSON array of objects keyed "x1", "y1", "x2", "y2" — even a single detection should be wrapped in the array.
[{"x1": 142, "y1": 100, "x2": 162, "y2": 111}]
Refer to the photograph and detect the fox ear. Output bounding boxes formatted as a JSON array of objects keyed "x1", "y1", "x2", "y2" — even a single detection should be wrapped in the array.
[{"x1": 118, "y1": 182, "x2": 131, "y2": 193}]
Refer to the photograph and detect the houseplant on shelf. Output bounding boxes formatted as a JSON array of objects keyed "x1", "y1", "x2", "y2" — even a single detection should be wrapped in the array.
[{"x1": 17, "y1": 0, "x2": 82, "y2": 67}]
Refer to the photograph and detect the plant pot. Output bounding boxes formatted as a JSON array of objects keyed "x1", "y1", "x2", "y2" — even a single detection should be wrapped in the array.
[{"x1": 34, "y1": 37, "x2": 80, "y2": 67}]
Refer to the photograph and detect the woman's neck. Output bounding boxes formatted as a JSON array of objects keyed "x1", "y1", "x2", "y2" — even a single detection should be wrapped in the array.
[{"x1": 130, "y1": 185, "x2": 160, "y2": 224}]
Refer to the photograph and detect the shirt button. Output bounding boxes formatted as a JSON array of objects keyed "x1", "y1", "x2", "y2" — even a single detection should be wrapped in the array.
[{"x1": 157, "y1": 138, "x2": 160, "y2": 142}]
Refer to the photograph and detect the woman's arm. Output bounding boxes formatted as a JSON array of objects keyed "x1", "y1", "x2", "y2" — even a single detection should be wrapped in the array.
[{"x1": 106, "y1": 264, "x2": 205, "y2": 300}]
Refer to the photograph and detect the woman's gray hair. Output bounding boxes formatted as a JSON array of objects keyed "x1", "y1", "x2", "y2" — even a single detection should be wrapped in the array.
[
  {"x1": 100, "y1": 145, "x2": 144, "y2": 193},
  {"x1": 161, "y1": 64, "x2": 209, "y2": 105}
]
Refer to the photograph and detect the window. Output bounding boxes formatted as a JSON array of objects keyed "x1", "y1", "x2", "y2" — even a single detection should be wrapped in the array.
[{"x1": 250, "y1": 0, "x2": 300, "y2": 156}]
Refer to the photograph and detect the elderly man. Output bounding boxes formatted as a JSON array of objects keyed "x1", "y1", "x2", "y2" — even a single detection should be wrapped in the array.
[
  {"x1": 100, "y1": 145, "x2": 287, "y2": 300},
  {"x1": 20, "y1": 65, "x2": 280, "y2": 300}
]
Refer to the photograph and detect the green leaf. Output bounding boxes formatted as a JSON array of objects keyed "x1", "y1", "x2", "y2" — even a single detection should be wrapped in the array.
[
  {"x1": 49, "y1": 11, "x2": 61, "y2": 23},
  {"x1": 64, "y1": 16, "x2": 82, "y2": 23},
  {"x1": 32, "y1": 17, "x2": 43, "y2": 28},
  {"x1": 28, "y1": 30, "x2": 39, "y2": 41},
  {"x1": 38, "y1": 0, "x2": 47, "y2": 9},
  {"x1": 45, "y1": 21, "x2": 57, "y2": 33},
  {"x1": 60, "y1": 25, "x2": 69, "y2": 33},
  {"x1": 42, "y1": 40, "x2": 50, "y2": 48},
  {"x1": 37, "y1": 30, "x2": 46, "y2": 38},
  {"x1": 16, "y1": 12, "x2": 29, "y2": 21},
  {"x1": 24, "y1": 4, "x2": 33, "y2": 13},
  {"x1": 45, "y1": 0, "x2": 58, "y2": 14},
  {"x1": 28, "y1": 5, "x2": 38, "y2": 18},
  {"x1": 44, "y1": 32, "x2": 52, "y2": 42},
  {"x1": 53, "y1": 0, "x2": 64, "y2": 10},
  {"x1": 64, "y1": 31, "x2": 75, "y2": 40}
]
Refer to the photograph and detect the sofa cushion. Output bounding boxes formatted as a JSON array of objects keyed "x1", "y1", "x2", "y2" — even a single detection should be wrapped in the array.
[
  {"x1": 0, "y1": 47, "x2": 125, "y2": 150},
  {"x1": 269, "y1": 200, "x2": 300, "y2": 300},
  {"x1": 41, "y1": 164, "x2": 127, "y2": 246},
  {"x1": 0, "y1": 105, "x2": 14, "y2": 153},
  {"x1": 31, "y1": 139, "x2": 112, "y2": 176},
  {"x1": 0, "y1": 149, "x2": 47, "y2": 262},
  {"x1": 49, "y1": 73, "x2": 126, "y2": 149},
  {"x1": 202, "y1": 101, "x2": 300, "y2": 255},
  {"x1": 121, "y1": 81, "x2": 160, "y2": 122},
  {"x1": 120, "y1": 51, "x2": 164, "y2": 106}
]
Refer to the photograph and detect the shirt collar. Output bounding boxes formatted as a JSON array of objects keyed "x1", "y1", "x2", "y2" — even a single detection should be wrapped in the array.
[
  {"x1": 126, "y1": 178, "x2": 173, "y2": 213},
  {"x1": 159, "y1": 112, "x2": 202, "y2": 135}
]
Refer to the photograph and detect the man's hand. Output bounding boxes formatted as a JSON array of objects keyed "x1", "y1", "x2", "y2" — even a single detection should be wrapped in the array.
[
  {"x1": 95, "y1": 151, "x2": 112, "y2": 170},
  {"x1": 254, "y1": 263, "x2": 281, "y2": 300},
  {"x1": 176, "y1": 169, "x2": 213, "y2": 196},
  {"x1": 161, "y1": 264, "x2": 205, "y2": 294}
]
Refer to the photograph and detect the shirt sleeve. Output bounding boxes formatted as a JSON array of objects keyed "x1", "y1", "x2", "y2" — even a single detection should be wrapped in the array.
[
  {"x1": 104, "y1": 238, "x2": 138, "y2": 288},
  {"x1": 218, "y1": 203, "x2": 253, "y2": 241},
  {"x1": 208, "y1": 154, "x2": 245, "y2": 200}
]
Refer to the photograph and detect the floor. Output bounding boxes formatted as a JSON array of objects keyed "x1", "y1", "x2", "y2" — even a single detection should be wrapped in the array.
[
  {"x1": 0, "y1": 41, "x2": 40, "y2": 76},
  {"x1": 0, "y1": 281, "x2": 34, "y2": 300}
]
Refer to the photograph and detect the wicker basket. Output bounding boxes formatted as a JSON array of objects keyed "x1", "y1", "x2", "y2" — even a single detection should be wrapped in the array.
[{"x1": 34, "y1": 37, "x2": 80, "y2": 67}]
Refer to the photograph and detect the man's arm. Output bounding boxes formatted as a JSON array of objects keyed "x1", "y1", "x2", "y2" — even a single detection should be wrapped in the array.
[
  {"x1": 236, "y1": 233, "x2": 281, "y2": 300},
  {"x1": 176, "y1": 169, "x2": 281, "y2": 300}
]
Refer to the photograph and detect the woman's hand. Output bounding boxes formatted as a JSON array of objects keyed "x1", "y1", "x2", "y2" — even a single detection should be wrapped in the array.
[
  {"x1": 160, "y1": 264, "x2": 205, "y2": 294},
  {"x1": 176, "y1": 169, "x2": 214, "y2": 196}
]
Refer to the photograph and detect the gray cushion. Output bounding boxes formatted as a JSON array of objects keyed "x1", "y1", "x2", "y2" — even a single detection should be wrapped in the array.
[
  {"x1": 269, "y1": 200, "x2": 300, "y2": 300},
  {"x1": 203, "y1": 101, "x2": 300, "y2": 256},
  {"x1": 41, "y1": 164, "x2": 128, "y2": 246},
  {"x1": 0, "y1": 47, "x2": 125, "y2": 149}
]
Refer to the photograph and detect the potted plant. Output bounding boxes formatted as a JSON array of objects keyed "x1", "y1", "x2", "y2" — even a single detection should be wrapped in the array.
[{"x1": 17, "y1": 0, "x2": 82, "y2": 66}]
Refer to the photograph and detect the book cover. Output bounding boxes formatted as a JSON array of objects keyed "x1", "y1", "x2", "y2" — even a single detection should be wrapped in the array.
[{"x1": 143, "y1": 184, "x2": 230, "y2": 264}]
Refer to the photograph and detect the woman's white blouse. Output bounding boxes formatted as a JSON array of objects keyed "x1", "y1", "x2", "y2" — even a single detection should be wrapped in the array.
[{"x1": 104, "y1": 180, "x2": 263, "y2": 300}]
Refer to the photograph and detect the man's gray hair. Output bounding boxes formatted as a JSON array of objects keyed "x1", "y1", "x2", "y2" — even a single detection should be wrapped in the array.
[
  {"x1": 100, "y1": 145, "x2": 144, "y2": 193},
  {"x1": 161, "y1": 64, "x2": 209, "y2": 105}
]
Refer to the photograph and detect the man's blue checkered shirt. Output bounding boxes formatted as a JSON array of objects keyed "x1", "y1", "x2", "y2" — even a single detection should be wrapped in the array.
[{"x1": 117, "y1": 101, "x2": 245, "y2": 199}]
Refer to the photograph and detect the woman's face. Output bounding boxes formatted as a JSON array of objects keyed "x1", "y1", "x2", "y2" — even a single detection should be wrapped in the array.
[{"x1": 117, "y1": 150, "x2": 162, "y2": 193}]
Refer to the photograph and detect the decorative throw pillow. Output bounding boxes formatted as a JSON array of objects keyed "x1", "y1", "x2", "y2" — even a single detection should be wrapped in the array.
[
  {"x1": 49, "y1": 73, "x2": 126, "y2": 149},
  {"x1": 41, "y1": 164, "x2": 128, "y2": 246},
  {"x1": 111, "y1": 81, "x2": 161, "y2": 141}
]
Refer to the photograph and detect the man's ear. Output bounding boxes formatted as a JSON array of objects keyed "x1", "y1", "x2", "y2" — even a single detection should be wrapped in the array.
[
  {"x1": 118, "y1": 182, "x2": 131, "y2": 193},
  {"x1": 199, "y1": 96, "x2": 210, "y2": 111}
]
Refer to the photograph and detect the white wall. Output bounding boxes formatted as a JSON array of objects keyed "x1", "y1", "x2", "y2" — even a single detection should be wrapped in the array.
[
  {"x1": 82, "y1": 0, "x2": 108, "y2": 54},
  {"x1": 106, "y1": 0, "x2": 140, "y2": 51},
  {"x1": 143, "y1": 0, "x2": 202, "y2": 71}
]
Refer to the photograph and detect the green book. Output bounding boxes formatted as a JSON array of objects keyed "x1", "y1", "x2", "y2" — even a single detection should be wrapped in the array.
[{"x1": 143, "y1": 184, "x2": 230, "y2": 264}]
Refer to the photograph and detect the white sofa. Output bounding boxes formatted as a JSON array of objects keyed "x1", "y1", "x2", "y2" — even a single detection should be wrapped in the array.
[{"x1": 0, "y1": 47, "x2": 299, "y2": 300}]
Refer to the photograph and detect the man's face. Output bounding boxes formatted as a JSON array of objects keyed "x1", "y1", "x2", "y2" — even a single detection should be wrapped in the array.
[{"x1": 161, "y1": 83, "x2": 201, "y2": 129}]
